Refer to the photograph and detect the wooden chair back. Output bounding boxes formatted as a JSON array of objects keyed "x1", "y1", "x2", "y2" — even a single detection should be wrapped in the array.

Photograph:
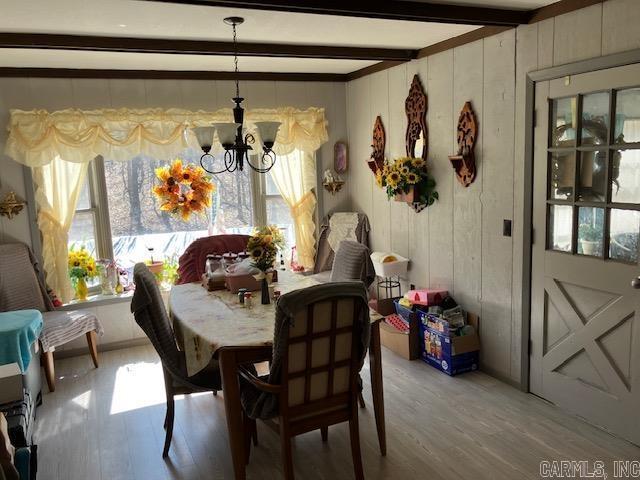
[{"x1": 280, "y1": 295, "x2": 365, "y2": 433}]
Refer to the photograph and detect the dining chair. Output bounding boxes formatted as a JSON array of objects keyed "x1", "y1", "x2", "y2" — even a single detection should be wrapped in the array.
[
  {"x1": 238, "y1": 282, "x2": 370, "y2": 480},
  {"x1": 0, "y1": 243, "x2": 103, "y2": 393},
  {"x1": 176, "y1": 234, "x2": 250, "y2": 284},
  {"x1": 330, "y1": 240, "x2": 376, "y2": 288},
  {"x1": 131, "y1": 263, "x2": 222, "y2": 458},
  {"x1": 314, "y1": 212, "x2": 370, "y2": 274}
]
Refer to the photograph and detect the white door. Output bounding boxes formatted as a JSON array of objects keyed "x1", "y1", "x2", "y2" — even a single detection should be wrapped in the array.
[{"x1": 531, "y1": 63, "x2": 640, "y2": 446}]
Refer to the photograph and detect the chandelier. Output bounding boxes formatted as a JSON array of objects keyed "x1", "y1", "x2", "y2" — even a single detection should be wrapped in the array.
[{"x1": 192, "y1": 17, "x2": 281, "y2": 174}]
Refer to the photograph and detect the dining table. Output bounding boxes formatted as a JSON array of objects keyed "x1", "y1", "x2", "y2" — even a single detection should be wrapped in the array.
[{"x1": 169, "y1": 270, "x2": 386, "y2": 480}]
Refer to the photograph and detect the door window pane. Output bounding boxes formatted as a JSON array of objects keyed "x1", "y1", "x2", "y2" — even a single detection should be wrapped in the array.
[
  {"x1": 548, "y1": 205, "x2": 573, "y2": 252},
  {"x1": 614, "y1": 87, "x2": 640, "y2": 144},
  {"x1": 611, "y1": 149, "x2": 640, "y2": 203},
  {"x1": 581, "y1": 92, "x2": 609, "y2": 146},
  {"x1": 609, "y1": 209, "x2": 640, "y2": 263},
  {"x1": 551, "y1": 97, "x2": 577, "y2": 147},
  {"x1": 577, "y1": 207, "x2": 604, "y2": 257},
  {"x1": 549, "y1": 152, "x2": 576, "y2": 200},
  {"x1": 577, "y1": 150, "x2": 607, "y2": 202}
]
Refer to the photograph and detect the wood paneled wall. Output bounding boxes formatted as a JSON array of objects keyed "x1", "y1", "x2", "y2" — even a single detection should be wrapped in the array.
[
  {"x1": 345, "y1": 0, "x2": 640, "y2": 386},
  {"x1": 0, "y1": 78, "x2": 349, "y2": 247}
]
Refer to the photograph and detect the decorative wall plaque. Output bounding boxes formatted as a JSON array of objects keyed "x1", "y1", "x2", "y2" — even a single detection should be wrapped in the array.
[
  {"x1": 449, "y1": 101, "x2": 478, "y2": 187},
  {"x1": 405, "y1": 74, "x2": 428, "y2": 162},
  {"x1": 0, "y1": 191, "x2": 25, "y2": 219},
  {"x1": 368, "y1": 115, "x2": 386, "y2": 174}
]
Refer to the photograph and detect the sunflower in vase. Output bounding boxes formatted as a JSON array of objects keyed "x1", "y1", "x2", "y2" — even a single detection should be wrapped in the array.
[
  {"x1": 247, "y1": 225, "x2": 285, "y2": 273},
  {"x1": 68, "y1": 245, "x2": 99, "y2": 301},
  {"x1": 247, "y1": 226, "x2": 285, "y2": 304},
  {"x1": 375, "y1": 156, "x2": 438, "y2": 207}
]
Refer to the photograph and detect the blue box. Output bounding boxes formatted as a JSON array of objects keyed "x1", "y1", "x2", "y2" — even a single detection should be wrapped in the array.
[
  {"x1": 393, "y1": 299, "x2": 414, "y2": 323},
  {"x1": 418, "y1": 312, "x2": 480, "y2": 376}
]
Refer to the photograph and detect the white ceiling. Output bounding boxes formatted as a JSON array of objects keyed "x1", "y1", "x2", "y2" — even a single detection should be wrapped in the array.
[{"x1": 0, "y1": 0, "x2": 557, "y2": 74}]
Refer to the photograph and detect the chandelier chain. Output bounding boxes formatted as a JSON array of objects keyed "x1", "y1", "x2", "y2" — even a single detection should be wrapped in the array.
[{"x1": 232, "y1": 22, "x2": 240, "y2": 99}]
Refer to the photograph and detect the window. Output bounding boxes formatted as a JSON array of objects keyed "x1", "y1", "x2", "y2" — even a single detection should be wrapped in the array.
[
  {"x1": 546, "y1": 87, "x2": 640, "y2": 263},
  {"x1": 69, "y1": 148, "x2": 298, "y2": 271}
]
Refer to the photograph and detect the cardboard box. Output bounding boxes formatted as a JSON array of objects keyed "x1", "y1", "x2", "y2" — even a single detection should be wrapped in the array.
[
  {"x1": 224, "y1": 273, "x2": 261, "y2": 293},
  {"x1": 0, "y1": 363, "x2": 24, "y2": 405},
  {"x1": 374, "y1": 298, "x2": 420, "y2": 360},
  {"x1": 418, "y1": 311, "x2": 480, "y2": 376}
]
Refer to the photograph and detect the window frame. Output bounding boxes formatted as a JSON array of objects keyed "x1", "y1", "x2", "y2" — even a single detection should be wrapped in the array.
[
  {"x1": 24, "y1": 150, "x2": 310, "y2": 279},
  {"x1": 546, "y1": 87, "x2": 640, "y2": 263}
]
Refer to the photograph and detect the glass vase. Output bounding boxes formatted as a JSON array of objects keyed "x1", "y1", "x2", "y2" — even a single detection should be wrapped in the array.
[
  {"x1": 74, "y1": 277, "x2": 89, "y2": 301},
  {"x1": 261, "y1": 277, "x2": 270, "y2": 305}
]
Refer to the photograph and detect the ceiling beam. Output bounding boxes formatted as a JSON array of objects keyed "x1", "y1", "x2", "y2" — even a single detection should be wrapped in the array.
[
  {"x1": 140, "y1": 0, "x2": 530, "y2": 26},
  {"x1": 0, "y1": 67, "x2": 347, "y2": 82},
  {"x1": 0, "y1": 33, "x2": 415, "y2": 62}
]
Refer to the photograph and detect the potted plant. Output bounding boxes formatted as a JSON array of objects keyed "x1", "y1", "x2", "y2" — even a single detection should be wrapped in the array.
[
  {"x1": 247, "y1": 225, "x2": 285, "y2": 304},
  {"x1": 375, "y1": 157, "x2": 438, "y2": 208},
  {"x1": 68, "y1": 245, "x2": 99, "y2": 301},
  {"x1": 579, "y1": 223, "x2": 601, "y2": 256}
]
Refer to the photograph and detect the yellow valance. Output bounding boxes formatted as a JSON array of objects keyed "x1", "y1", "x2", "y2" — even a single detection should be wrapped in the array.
[{"x1": 5, "y1": 107, "x2": 328, "y2": 167}]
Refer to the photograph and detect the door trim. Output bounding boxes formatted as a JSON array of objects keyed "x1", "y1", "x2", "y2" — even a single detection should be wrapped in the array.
[{"x1": 522, "y1": 48, "x2": 640, "y2": 392}]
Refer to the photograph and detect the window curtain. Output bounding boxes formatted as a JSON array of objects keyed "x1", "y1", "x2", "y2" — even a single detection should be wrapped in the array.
[
  {"x1": 32, "y1": 158, "x2": 89, "y2": 303},
  {"x1": 268, "y1": 150, "x2": 317, "y2": 269},
  {"x1": 5, "y1": 107, "x2": 328, "y2": 299}
]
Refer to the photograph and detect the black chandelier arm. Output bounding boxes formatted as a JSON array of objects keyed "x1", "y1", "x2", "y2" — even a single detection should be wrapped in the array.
[
  {"x1": 243, "y1": 132, "x2": 255, "y2": 146},
  {"x1": 246, "y1": 149, "x2": 277, "y2": 173},
  {"x1": 199, "y1": 150, "x2": 238, "y2": 174}
]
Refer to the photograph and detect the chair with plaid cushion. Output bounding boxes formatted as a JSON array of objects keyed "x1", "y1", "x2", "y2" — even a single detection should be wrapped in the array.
[{"x1": 0, "y1": 243, "x2": 103, "y2": 393}]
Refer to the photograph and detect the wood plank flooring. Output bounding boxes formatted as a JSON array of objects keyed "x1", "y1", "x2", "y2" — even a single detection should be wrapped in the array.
[{"x1": 34, "y1": 345, "x2": 639, "y2": 480}]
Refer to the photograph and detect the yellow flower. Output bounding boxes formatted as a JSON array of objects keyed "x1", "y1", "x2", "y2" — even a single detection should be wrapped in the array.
[
  {"x1": 400, "y1": 166, "x2": 410, "y2": 176},
  {"x1": 250, "y1": 246, "x2": 264, "y2": 259},
  {"x1": 387, "y1": 171, "x2": 400, "y2": 188},
  {"x1": 407, "y1": 172, "x2": 419, "y2": 184},
  {"x1": 375, "y1": 171, "x2": 384, "y2": 187},
  {"x1": 169, "y1": 159, "x2": 184, "y2": 179},
  {"x1": 411, "y1": 158, "x2": 425, "y2": 169}
]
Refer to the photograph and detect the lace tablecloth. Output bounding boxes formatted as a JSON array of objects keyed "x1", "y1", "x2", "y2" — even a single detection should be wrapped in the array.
[{"x1": 169, "y1": 271, "x2": 381, "y2": 376}]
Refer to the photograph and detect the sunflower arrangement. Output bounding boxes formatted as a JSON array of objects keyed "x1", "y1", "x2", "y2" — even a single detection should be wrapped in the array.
[
  {"x1": 68, "y1": 245, "x2": 98, "y2": 281},
  {"x1": 152, "y1": 159, "x2": 215, "y2": 221},
  {"x1": 247, "y1": 225, "x2": 285, "y2": 272},
  {"x1": 376, "y1": 156, "x2": 438, "y2": 207}
]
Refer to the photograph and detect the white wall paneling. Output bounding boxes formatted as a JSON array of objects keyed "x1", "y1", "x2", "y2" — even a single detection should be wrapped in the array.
[{"x1": 344, "y1": 0, "x2": 640, "y2": 386}]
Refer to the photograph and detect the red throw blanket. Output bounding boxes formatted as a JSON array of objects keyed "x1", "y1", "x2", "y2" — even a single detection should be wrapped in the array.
[{"x1": 176, "y1": 234, "x2": 250, "y2": 284}]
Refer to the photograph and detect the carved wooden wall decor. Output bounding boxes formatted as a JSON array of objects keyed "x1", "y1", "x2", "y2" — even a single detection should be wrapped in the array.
[
  {"x1": 449, "y1": 101, "x2": 478, "y2": 187},
  {"x1": 405, "y1": 74, "x2": 428, "y2": 162},
  {"x1": 368, "y1": 115, "x2": 386, "y2": 174}
]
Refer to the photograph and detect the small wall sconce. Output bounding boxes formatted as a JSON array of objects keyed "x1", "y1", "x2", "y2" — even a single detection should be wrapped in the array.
[
  {"x1": 449, "y1": 101, "x2": 478, "y2": 187},
  {"x1": 322, "y1": 169, "x2": 345, "y2": 195},
  {"x1": 0, "y1": 192, "x2": 26, "y2": 219}
]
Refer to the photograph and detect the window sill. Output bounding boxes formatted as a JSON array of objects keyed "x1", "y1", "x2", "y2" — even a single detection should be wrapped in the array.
[
  {"x1": 59, "y1": 291, "x2": 133, "y2": 310},
  {"x1": 58, "y1": 286, "x2": 171, "y2": 310}
]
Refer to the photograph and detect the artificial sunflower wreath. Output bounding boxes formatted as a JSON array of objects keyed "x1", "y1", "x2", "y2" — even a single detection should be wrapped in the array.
[
  {"x1": 153, "y1": 159, "x2": 215, "y2": 221},
  {"x1": 375, "y1": 156, "x2": 438, "y2": 207}
]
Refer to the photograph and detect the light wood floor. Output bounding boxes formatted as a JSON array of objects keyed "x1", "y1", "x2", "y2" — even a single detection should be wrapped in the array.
[{"x1": 34, "y1": 345, "x2": 639, "y2": 480}]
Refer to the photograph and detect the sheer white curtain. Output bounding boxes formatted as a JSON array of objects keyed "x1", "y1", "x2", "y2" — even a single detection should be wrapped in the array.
[
  {"x1": 32, "y1": 157, "x2": 89, "y2": 302},
  {"x1": 268, "y1": 150, "x2": 317, "y2": 269}
]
